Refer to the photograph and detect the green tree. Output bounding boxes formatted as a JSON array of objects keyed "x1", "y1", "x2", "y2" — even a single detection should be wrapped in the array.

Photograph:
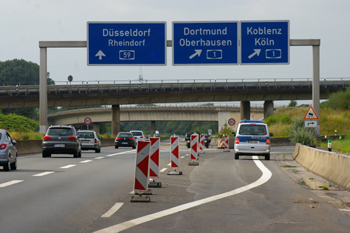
[
  {"x1": 288, "y1": 100, "x2": 297, "y2": 107},
  {"x1": 322, "y1": 86, "x2": 350, "y2": 110}
]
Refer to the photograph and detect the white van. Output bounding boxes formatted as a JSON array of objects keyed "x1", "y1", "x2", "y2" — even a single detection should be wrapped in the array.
[{"x1": 234, "y1": 120, "x2": 273, "y2": 160}]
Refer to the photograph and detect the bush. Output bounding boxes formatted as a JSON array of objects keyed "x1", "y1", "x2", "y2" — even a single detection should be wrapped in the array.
[{"x1": 288, "y1": 118, "x2": 315, "y2": 145}]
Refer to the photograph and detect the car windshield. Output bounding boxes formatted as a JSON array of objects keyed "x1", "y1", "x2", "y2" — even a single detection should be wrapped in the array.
[
  {"x1": 48, "y1": 128, "x2": 73, "y2": 136},
  {"x1": 239, "y1": 125, "x2": 267, "y2": 135},
  {"x1": 118, "y1": 133, "x2": 132, "y2": 137},
  {"x1": 131, "y1": 132, "x2": 142, "y2": 136},
  {"x1": 78, "y1": 132, "x2": 94, "y2": 138}
]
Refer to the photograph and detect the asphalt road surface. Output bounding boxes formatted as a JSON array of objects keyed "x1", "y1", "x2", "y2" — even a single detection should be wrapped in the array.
[{"x1": 1, "y1": 143, "x2": 349, "y2": 233}]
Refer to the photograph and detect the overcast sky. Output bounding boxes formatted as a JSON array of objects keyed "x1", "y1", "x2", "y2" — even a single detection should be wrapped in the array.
[{"x1": 1, "y1": 0, "x2": 349, "y2": 106}]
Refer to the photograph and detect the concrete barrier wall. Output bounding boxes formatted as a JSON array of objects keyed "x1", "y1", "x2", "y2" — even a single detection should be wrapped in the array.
[
  {"x1": 293, "y1": 143, "x2": 350, "y2": 190},
  {"x1": 16, "y1": 139, "x2": 116, "y2": 156}
]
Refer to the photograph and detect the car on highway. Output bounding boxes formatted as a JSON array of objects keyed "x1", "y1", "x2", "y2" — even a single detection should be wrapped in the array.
[
  {"x1": 234, "y1": 120, "x2": 273, "y2": 160},
  {"x1": 115, "y1": 132, "x2": 136, "y2": 149},
  {"x1": 77, "y1": 130, "x2": 101, "y2": 153},
  {"x1": 130, "y1": 130, "x2": 146, "y2": 141},
  {"x1": 0, "y1": 129, "x2": 17, "y2": 171},
  {"x1": 42, "y1": 125, "x2": 82, "y2": 158}
]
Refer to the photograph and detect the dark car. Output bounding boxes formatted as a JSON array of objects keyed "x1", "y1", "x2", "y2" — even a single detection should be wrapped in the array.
[
  {"x1": 0, "y1": 129, "x2": 17, "y2": 171},
  {"x1": 42, "y1": 125, "x2": 82, "y2": 158},
  {"x1": 77, "y1": 130, "x2": 101, "y2": 153},
  {"x1": 186, "y1": 132, "x2": 211, "y2": 148},
  {"x1": 115, "y1": 132, "x2": 136, "y2": 149}
]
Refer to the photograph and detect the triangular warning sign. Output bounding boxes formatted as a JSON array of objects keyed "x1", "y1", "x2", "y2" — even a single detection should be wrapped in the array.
[{"x1": 303, "y1": 105, "x2": 319, "y2": 120}]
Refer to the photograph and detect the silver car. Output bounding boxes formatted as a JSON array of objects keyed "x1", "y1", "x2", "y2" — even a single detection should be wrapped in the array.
[
  {"x1": 77, "y1": 130, "x2": 101, "y2": 153},
  {"x1": 0, "y1": 129, "x2": 17, "y2": 171}
]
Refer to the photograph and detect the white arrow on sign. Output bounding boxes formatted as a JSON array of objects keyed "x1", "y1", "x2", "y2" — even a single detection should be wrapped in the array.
[
  {"x1": 248, "y1": 49, "x2": 261, "y2": 59},
  {"x1": 95, "y1": 50, "x2": 106, "y2": 60},
  {"x1": 189, "y1": 49, "x2": 202, "y2": 59}
]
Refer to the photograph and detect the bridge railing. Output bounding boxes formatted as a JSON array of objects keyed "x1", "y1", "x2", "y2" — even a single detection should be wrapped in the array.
[{"x1": 2, "y1": 77, "x2": 350, "y2": 86}]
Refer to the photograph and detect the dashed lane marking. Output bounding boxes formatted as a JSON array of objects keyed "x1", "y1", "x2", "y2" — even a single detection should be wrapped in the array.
[
  {"x1": 60, "y1": 164, "x2": 76, "y2": 169},
  {"x1": 94, "y1": 157, "x2": 104, "y2": 160},
  {"x1": 101, "y1": 202, "x2": 124, "y2": 218},
  {"x1": 32, "y1": 171, "x2": 55, "y2": 177},
  {"x1": 0, "y1": 180, "x2": 24, "y2": 188},
  {"x1": 160, "y1": 168, "x2": 167, "y2": 173},
  {"x1": 80, "y1": 160, "x2": 93, "y2": 163}
]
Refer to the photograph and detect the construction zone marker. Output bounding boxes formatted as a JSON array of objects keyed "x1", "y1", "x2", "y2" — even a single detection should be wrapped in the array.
[
  {"x1": 189, "y1": 134, "x2": 199, "y2": 166},
  {"x1": 168, "y1": 136, "x2": 182, "y2": 175},
  {"x1": 148, "y1": 137, "x2": 161, "y2": 188}
]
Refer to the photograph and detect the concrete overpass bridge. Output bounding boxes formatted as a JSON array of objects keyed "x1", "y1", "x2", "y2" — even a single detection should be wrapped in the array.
[
  {"x1": 1, "y1": 77, "x2": 349, "y2": 134},
  {"x1": 47, "y1": 105, "x2": 265, "y2": 134}
]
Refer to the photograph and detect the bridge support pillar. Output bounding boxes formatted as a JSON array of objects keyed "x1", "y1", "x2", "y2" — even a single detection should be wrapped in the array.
[
  {"x1": 93, "y1": 123, "x2": 100, "y2": 134},
  {"x1": 112, "y1": 105, "x2": 120, "y2": 136},
  {"x1": 264, "y1": 101, "x2": 274, "y2": 119},
  {"x1": 240, "y1": 101, "x2": 250, "y2": 120},
  {"x1": 151, "y1": 121, "x2": 156, "y2": 137}
]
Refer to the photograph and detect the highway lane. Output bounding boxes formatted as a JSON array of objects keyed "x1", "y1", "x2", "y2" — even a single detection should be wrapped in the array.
[{"x1": 1, "y1": 145, "x2": 350, "y2": 233}]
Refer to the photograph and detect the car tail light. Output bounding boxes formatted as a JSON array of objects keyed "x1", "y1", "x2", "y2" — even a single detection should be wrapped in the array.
[
  {"x1": 140, "y1": 136, "x2": 143, "y2": 138},
  {"x1": 43, "y1": 136, "x2": 51, "y2": 140},
  {"x1": 116, "y1": 137, "x2": 121, "y2": 140},
  {"x1": 129, "y1": 138, "x2": 134, "y2": 140},
  {"x1": 68, "y1": 136, "x2": 77, "y2": 141},
  {"x1": 266, "y1": 139, "x2": 270, "y2": 145},
  {"x1": 94, "y1": 139, "x2": 97, "y2": 143},
  {"x1": 0, "y1": 143, "x2": 7, "y2": 150},
  {"x1": 235, "y1": 138, "x2": 239, "y2": 144}
]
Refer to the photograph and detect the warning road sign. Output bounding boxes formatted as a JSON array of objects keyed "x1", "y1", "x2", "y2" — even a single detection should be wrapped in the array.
[{"x1": 303, "y1": 105, "x2": 319, "y2": 120}]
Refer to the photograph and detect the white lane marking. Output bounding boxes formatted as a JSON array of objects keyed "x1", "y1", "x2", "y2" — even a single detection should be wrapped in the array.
[
  {"x1": 167, "y1": 163, "x2": 171, "y2": 166},
  {"x1": 80, "y1": 160, "x2": 93, "y2": 163},
  {"x1": 94, "y1": 156, "x2": 272, "y2": 233},
  {"x1": 60, "y1": 164, "x2": 76, "y2": 169},
  {"x1": 160, "y1": 168, "x2": 167, "y2": 173},
  {"x1": 339, "y1": 209, "x2": 350, "y2": 212},
  {"x1": 101, "y1": 202, "x2": 124, "y2": 218},
  {"x1": 180, "y1": 156, "x2": 185, "y2": 159},
  {"x1": 0, "y1": 180, "x2": 24, "y2": 188},
  {"x1": 94, "y1": 157, "x2": 104, "y2": 160},
  {"x1": 33, "y1": 171, "x2": 55, "y2": 177}
]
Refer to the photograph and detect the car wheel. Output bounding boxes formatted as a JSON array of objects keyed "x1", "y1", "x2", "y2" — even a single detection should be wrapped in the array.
[
  {"x1": 73, "y1": 151, "x2": 78, "y2": 158},
  {"x1": 42, "y1": 152, "x2": 48, "y2": 158},
  {"x1": 265, "y1": 154, "x2": 270, "y2": 160},
  {"x1": 115, "y1": 145, "x2": 118, "y2": 149},
  {"x1": 234, "y1": 153, "x2": 239, "y2": 160},
  {"x1": 132, "y1": 146, "x2": 136, "y2": 149},
  {"x1": 10, "y1": 158, "x2": 17, "y2": 170},
  {"x1": 3, "y1": 161, "x2": 11, "y2": 171}
]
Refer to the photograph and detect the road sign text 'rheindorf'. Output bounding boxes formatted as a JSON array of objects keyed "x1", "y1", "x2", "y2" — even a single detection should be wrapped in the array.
[{"x1": 87, "y1": 22, "x2": 166, "y2": 65}]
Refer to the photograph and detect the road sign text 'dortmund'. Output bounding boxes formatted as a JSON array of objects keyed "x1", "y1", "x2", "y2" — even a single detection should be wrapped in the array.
[
  {"x1": 87, "y1": 22, "x2": 166, "y2": 65},
  {"x1": 173, "y1": 21, "x2": 238, "y2": 65}
]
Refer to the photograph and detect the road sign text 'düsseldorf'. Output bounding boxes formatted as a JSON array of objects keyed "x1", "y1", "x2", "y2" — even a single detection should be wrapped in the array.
[
  {"x1": 173, "y1": 21, "x2": 238, "y2": 65},
  {"x1": 241, "y1": 20, "x2": 289, "y2": 65},
  {"x1": 87, "y1": 22, "x2": 166, "y2": 65}
]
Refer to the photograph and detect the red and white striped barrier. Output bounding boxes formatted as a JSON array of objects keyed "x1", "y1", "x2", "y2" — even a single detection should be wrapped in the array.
[
  {"x1": 199, "y1": 134, "x2": 205, "y2": 152},
  {"x1": 170, "y1": 136, "x2": 179, "y2": 168},
  {"x1": 149, "y1": 137, "x2": 160, "y2": 179},
  {"x1": 224, "y1": 135, "x2": 230, "y2": 152},
  {"x1": 191, "y1": 134, "x2": 198, "y2": 160},
  {"x1": 218, "y1": 139, "x2": 225, "y2": 148},
  {"x1": 134, "y1": 141, "x2": 151, "y2": 192},
  {"x1": 224, "y1": 135, "x2": 229, "y2": 149}
]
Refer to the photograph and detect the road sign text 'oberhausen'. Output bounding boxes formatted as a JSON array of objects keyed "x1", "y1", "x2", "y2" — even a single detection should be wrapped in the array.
[
  {"x1": 87, "y1": 22, "x2": 166, "y2": 65},
  {"x1": 173, "y1": 21, "x2": 238, "y2": 65}
]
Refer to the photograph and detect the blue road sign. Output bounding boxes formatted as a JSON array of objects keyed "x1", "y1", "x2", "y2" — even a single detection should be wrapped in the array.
[
  {"x1": 241, "y1": 21, "x2": 289, "y2": 65},
  {"x1": 173, "y1": 22, "x2": 238, "y2": 65},
  {"x1": 87, "y1": 22, "x2": 166, "y2": 65}
]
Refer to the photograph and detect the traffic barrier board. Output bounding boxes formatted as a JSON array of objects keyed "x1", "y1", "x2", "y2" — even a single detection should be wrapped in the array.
[
  {"x1": 199, "y1": 134, "x2": 205, "y2": 152},
  {"x1": 87, "y1": 21, "x2": 166, "y2": 65},
  {"x1": 134, "y1": 141, "x2": 150, "y2": 192},
  {"x1": 149, "y1": 137, "x2": 160, "y2": 178},
  {"x1": 170, "y1": 136, "x2": 179, "y2": 168},
  {"x1": 190, "y1": 134, "x2": 198, "y2": 160}
]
